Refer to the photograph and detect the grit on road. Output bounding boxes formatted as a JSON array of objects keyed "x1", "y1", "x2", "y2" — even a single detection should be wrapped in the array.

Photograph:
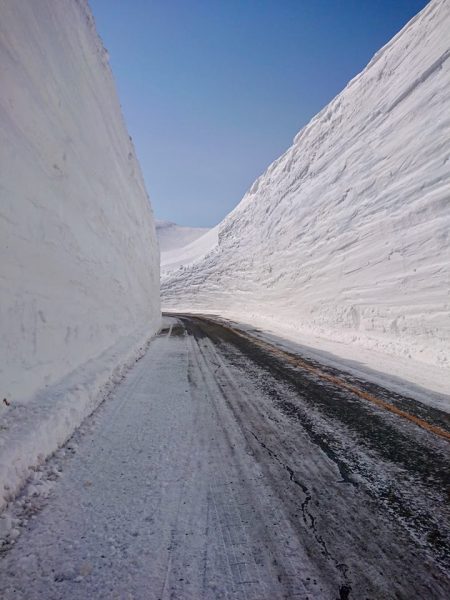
[{"x1": 1, "y1": 316, "x2": 449, "y2": 599}]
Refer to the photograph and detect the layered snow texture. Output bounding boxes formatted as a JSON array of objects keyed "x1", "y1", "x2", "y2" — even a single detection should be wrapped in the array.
[
  {"x1": 162, "y1": 0, "x2": 450, "y2": 395},
  {"x1": 0, "y1": 0, "x2": 160, "y2": 508}
]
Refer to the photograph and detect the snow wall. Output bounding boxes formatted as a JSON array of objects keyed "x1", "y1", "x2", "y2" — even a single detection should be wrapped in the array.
[
  {"x1": 0, "y1": 0, "x2": 160, "y2": 509},
  {"x1": 162, "y1": 0, "x2": 450, "y2": 388}
]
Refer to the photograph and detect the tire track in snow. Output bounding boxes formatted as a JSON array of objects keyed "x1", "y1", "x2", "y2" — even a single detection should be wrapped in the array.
[{"x1": 0, "y1": 316, "x2": 448, "y2": 599}]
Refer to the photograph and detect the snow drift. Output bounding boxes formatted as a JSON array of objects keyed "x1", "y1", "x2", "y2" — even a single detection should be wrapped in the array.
[
  {"x1": 162, "y1": 0, "x2": 450, "y2": 398},
  {"x1": 0, "y1": 0, "x2": 160, "y2": 509}
]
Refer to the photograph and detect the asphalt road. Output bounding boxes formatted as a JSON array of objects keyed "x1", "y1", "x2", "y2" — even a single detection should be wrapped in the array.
[{"x1": 1, "y1": 315, "x2": 449, "y2": 599}]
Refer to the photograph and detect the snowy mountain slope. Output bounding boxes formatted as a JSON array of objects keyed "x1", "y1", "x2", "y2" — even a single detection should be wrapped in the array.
[
  {"x1": 160, "y1": 225, "x2": 218, "y2": 274},
  {"x1": 162, "y1": 0, "x2": 450, "y2": 399},
  {"x1": 0, "y1": 0, "x2": 160, "y2": 508},
  {"x1": 156, "y1": 219, "x2": 215, "y2": 274},
  {"x1": 156, "y1": 220, "x2": 209, "y2": 252}
]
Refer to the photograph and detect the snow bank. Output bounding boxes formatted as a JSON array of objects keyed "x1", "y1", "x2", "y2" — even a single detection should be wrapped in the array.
[
  {"x1": 162, "y1": 0, "x2": 450, "y2": 401},
  {"x1": 0, "y1": 0, "x2": 160, "y2": 509}
]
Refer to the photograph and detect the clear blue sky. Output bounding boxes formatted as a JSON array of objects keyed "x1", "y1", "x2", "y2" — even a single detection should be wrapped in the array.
[{"x1": 90, "y1": 0, "x2": 428, "y2": 227}]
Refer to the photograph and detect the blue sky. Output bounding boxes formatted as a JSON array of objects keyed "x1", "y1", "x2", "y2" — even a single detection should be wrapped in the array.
[{"x1": 90, "y1": 0, "x2": 428, "y2": 227}]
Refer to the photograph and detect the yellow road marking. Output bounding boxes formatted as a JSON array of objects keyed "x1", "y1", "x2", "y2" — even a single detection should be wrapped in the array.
[{"x1": 212, "y1": 319, "x2": 450, "y2": 443}]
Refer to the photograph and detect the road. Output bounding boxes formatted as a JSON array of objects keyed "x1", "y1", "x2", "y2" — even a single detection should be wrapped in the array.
[{"x1": 1, "y1": 315, "x2": 449, "y2": 599}]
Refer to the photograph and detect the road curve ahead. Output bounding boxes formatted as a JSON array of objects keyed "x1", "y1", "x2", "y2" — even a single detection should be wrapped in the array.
[{"x1": 1, "y1": 315, "x2": 449, "y2": 599}]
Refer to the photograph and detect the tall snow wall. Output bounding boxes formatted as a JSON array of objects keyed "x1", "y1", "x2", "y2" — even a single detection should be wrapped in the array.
[
  {"x1": 0, "y1": 0, "x2": 160, "y2": 508},
  {"x1": 162, "y1": 0, "x2": 450, "y2": 387}
]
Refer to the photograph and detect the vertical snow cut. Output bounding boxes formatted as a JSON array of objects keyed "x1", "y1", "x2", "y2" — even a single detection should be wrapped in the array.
[
  {"x1": 0, "y1": 0, "x2": 160, "y2": 509},
  {"x1": 161, "y1": 0, "x2": 450, "y2": 398}
]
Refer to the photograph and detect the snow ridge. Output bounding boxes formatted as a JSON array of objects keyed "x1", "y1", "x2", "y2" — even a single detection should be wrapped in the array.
[{"x1": 162, "y1": 0, "x2": 450, "y2": 399}]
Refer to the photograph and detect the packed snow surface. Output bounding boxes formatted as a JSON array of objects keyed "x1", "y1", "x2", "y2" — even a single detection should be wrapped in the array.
[
  {"x1": 0, "y1": 0, "x2": 160, "y2": 509},
  {"x1": 162, "y1": 0, "x2": 450, "y2": 401}
]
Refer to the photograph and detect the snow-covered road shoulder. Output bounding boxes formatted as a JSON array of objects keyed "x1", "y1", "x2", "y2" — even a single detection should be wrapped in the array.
[{"x1": 0, "y1": 328, "x2": 157, "y2": 513}]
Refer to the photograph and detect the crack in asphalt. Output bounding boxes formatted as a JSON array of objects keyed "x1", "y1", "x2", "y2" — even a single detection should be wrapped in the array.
[
  {"x1": 271, "y1": 397, "x2": 358, "y2": 487},
  {"x1": 188, "y1": 316, "x2": 450, "y2": 564},
  {"x1": 249, "y1": 429, "x2": 353, "y2": 599},
  {"x1": 176, "y1": 315, "x2": 450, "y2": 595}
]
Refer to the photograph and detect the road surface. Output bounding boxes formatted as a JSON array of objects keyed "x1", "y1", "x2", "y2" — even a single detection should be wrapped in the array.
[{"x1": 1, "y1": 315, "x2": 449, "y2": 599}]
